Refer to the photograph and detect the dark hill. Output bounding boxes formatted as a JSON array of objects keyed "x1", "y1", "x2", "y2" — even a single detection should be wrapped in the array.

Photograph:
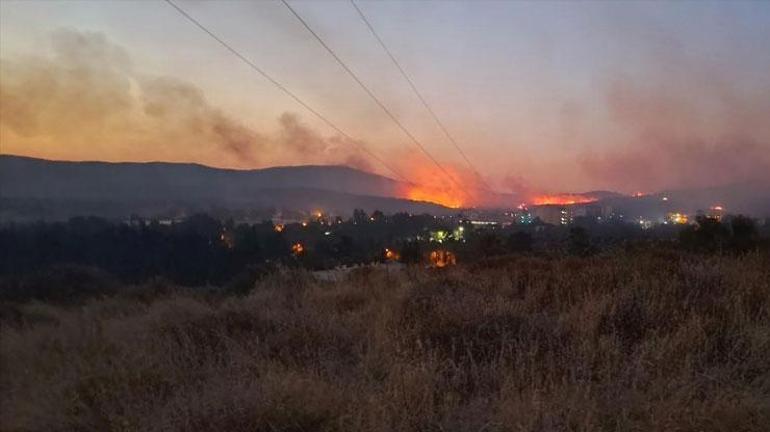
[{"x1": 0, "y1": 155, "x2": 451, "y2": 221}]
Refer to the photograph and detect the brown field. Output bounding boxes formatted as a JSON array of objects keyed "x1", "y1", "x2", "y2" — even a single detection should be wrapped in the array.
[{"x1": 2, "y1": 250, "x2": 769, "y2": 431}]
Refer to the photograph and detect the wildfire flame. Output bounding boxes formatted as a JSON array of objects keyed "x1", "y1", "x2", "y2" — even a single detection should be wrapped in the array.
[
  {"x1": 396, "y1": 159, "x2": 492, "y2": 208},
  {"x1": 531, "y1": 194, "x2": 597, "y2": 206},
  {"x1": 393, "y1": 157, "x2": 601, "y2": 209},
  {"x1": 404, "y1": 186, "x2": 464, "y2": 209}
]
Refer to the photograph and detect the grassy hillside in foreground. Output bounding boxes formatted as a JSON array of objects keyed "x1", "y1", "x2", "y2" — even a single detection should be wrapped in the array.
[{"x1": 1, "y1": 251, "x2": 769, "y2": 431}]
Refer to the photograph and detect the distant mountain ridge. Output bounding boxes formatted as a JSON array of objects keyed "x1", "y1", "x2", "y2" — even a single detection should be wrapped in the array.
[
  {"x1": 0, "y1": 155, "x2": 405, "y2": 200},
  {"x1": 2, "y1": 155, "x2": 768, "y2": 221},
  {"x1": 596, "y1": 183, "x2": 770, "y2": 219},
  {"x1": 0, "y1": 155, "x2": 452, "y2": 221}
]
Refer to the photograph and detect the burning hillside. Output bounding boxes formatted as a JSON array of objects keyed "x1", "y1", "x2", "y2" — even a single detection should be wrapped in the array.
[
  {"x1": 396, "y1": 160, "x2": 477, "y2": 208},
  {"x1": 531, "y1": 194, "x2": 598, "y2": 206},
  {"x1": 395, "y1": 158, "x2": 511, "y2": 208},
  {"x1": 397, "y1": 171, "x2": 600, "y2": 209},
  {"x1": 403, "y1": 185, "x2": 464, "y2": 209}
]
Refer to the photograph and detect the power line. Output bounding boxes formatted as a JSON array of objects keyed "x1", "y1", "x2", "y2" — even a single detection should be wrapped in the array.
[
  {"x1": 163, "y1": 0, "x2": 411, "y2": 183},
  {"x1": 280, "y1": 0, "x2": 471, "y2": 199},
  {"x1": 350, "y1": 0, "x2": 492, "y2": 192}
]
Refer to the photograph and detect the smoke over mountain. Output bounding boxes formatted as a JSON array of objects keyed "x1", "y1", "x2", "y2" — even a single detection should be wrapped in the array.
[
  {"x1": 0, "y1": 29, "x2": 371, "y2": 170},
  {"x1": 580, "y1": 37, "x2": 770, "y2": 193},
  {"x1": 3, "y1": 27, "x2": 768, "y2": 206},
  {"x1": 276, "y1": 113, "x2": 372, "y2": 172}
]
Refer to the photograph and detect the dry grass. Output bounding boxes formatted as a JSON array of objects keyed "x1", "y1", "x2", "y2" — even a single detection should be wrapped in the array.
[{"x1": 1, "y1": 250, "x2": 769, "y2": 431}]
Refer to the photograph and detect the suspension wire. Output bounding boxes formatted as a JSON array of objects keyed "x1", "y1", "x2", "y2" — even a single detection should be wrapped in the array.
[
  {"x1": 280, "y1": 0, "x2": 472, "y2": 200},
  {"x1": 164, "y1": 0, "x2": 412, "y2": 183},
  {"x1": 350, "y1": 0, "x2": 493, "y2": 192}
]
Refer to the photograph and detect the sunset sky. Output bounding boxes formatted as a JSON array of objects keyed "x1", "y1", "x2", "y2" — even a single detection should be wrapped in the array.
[{"x1": 2, "y1": 0, "x2": 769, "y2": 196}]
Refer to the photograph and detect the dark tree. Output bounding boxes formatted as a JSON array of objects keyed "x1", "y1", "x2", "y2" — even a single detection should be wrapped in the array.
[
  {"x1": 400, "y1": 240, "x2": 423, "y2": 264},
  {"x1": 568, "y1": 227, "x2": 594, "y2": 256},
  {"x1": 506, "y1": 231, "x2": 533, "y2": 253},
  {"x1": 679, "y1": 216, "x2": 730, "y2": 253},
  {"x1": 730, "y1": 215, "x2": 758, "y2": 252},
  {"x1": 353, "y1": 209, "x2": 368, "y2": 225},
  {"x1": 476, "y1": 233, "x2": 506, "y2": 257},
  {"x1": 371, "y1": 210, "x2": 385, "y2": 223}
]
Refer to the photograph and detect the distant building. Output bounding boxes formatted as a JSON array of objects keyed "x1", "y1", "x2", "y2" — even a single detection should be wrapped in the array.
[
  {"x1": 272, "y1": 209, "x2": 304, "y2": 226},
  {"x1": 601, "y1": 205, "x2": 623, "y2": 221},
  {"x1": 520, "y1": 213, "x2": 534, "y2": 225},
  {"x1": 572, "y1": 204, "x2": 602, "y2": 221},
  {"x1": 531, "y1": 205, "x2": 571, "y2": 225},
  {"x1": 469, "y1": 220, "x2": 499, "y2": 227},
  {"x1": 157, "y1": 219, "x2": 179, "y2": 226},
  {"x1": 513, "y1": 209, "x2": 534, "y2": 225},
  {"x1": 708, "y1": 206, "x2": 725, "y2": 221}
]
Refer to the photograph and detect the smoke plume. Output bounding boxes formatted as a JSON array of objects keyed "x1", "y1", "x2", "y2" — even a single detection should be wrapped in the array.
[
  {"x1": 0, "y1": 29, "x2": 371, "y2": 170},
  {"x1": 580, "y1": 42, "x2": 770, "y2": 192}
]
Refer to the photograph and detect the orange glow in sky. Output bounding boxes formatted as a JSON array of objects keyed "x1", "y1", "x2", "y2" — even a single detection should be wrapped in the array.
[{"x1": 2, "y1": 2, "x2": 769, "y2": 196}]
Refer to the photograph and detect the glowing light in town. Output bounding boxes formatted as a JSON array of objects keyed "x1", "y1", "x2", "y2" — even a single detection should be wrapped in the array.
[
  {"x1": 429, "y1": 250, "x2": 457, "y2": 268},
  {"x1": 667, "y1": 212, "x2": 689, "y2": 224},
  {"x1": 219, "y1": 231, "x2": 234, "y2": 249},
  {"x1": 430, "y1": 230, "x2": 449, "y2": 243},
  {"x1": 291, "y1": 242, "x2": 304, "y2": 255},
  {"x1": 384, "y1": 248, "x2": 400, "y2": 261}
]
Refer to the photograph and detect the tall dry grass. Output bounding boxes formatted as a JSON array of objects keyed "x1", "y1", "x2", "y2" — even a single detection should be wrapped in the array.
[{"x1": 1, "y1": 250, "x2": 769, "y2": 431}]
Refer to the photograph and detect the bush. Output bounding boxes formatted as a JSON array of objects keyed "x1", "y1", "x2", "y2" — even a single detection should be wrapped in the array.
[
  {"x1": 1, "y1": 250, "x2": 769, "y2": 431},
  {"x1": 0, "y1": 264, "x2": 118, "y2": 304}
]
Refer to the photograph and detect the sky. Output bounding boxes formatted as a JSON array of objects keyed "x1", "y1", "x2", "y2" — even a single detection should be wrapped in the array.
[{"x1": 1, "y1": 0, "x2": 769, "y2": 200}]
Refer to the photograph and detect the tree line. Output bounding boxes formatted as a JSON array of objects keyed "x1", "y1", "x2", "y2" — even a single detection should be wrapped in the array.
[{"x1": 0, "y1": 211, "x2": 764, "y2": 303}]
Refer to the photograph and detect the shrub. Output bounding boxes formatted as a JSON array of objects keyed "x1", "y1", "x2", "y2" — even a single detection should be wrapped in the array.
[{"x1": 1, "y1": 250, "x2": 769, "y2": 431}]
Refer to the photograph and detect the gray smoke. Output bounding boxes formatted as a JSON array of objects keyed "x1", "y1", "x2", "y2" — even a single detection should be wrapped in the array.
[{"x1": 0, "y1": 28, "x2": 371, "y2": 170}]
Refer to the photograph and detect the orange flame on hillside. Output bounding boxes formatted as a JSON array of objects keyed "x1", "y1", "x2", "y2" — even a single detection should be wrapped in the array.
[
  {"x1": 397, "y1": 159, "x2": 491, "y2": 208},
  {"x1": 404, "y1": 186, "x2": 464, "y2": 209},
  {"x1": 531, "y1": 194, "x2": 597, "y2": 206}
]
